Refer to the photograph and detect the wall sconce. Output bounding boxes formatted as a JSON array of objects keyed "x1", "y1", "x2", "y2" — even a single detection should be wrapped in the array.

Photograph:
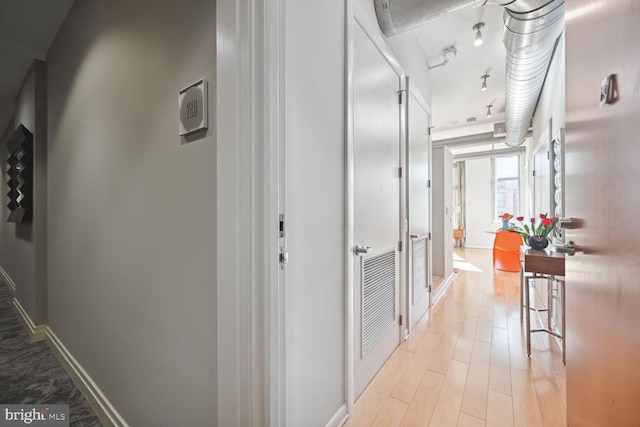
[
  {"x1": 472, "y1": 22, "x2": 484, "y2": 47},
  {"x1": 486, "y1": 104, "x2": 493, "y2": 118},
  {"x1": 481, "y1": 74, "x2": 489, "y2": 91}
]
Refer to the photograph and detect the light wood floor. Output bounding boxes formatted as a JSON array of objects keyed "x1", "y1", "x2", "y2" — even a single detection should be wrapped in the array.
[{"x1": 344, "y1": 248, "x2": 566, "y2": 427}]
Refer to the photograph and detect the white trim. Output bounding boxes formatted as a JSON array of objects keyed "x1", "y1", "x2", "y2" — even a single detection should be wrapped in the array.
[
  {"x1": 431, "y1": 272, "x2": 456, "y2": 306},
  {"x1": 216, "y1": 0, "x2": 252, "y2": 421},
  {"x1": 464, "y1": 245, "x2": 493, "y2": 250},
  {"x1": 217, "y1": 0, "x2": 273, "y2": 425},
  {"x1": 325, "y1": 403, "x2": 348, "y2": 427},
  {"x1": 352, "y1": 2, "x2": 404, "y2": 78},
  {"x1": 45, "y1": 328, "x2": 129, "y2": 427},
  {"x1": 345, "y1": 0, "x2": 355, "y2": 414},
  {"x1": 8, "y1": 294, "x2": 127, "y2": 426},
  {"x1": 12, "y1": 298, "x2": 47, "y2": 342},
  {"x1": 0, "y1": 266, "x2": 17, "y2": 292},
  {"x1": 266, "y1": 0, "x2": 286, "y2": 424}
]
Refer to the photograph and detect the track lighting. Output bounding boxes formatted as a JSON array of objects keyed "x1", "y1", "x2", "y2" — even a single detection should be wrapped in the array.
[
  {"x1": 486, "y1": 104, "x2": 492, "y2": 118},
  {"x1": 472, "y1": 22, "x2": 484, "y2": 47},
  {"x1": 481, "y1": 74, "x2": 489, "y2": 91}
]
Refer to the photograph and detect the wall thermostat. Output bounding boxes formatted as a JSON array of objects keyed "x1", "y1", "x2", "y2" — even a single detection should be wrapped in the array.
[{"x1": 179, "y1": 79, "x2": 208, "y2": 135}]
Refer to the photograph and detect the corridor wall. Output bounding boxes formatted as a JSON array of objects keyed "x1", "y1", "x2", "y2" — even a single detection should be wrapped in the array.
[
  {"x1": 0, "y1": 61, "x2": 48, "y2": 325},
  {"x1": 45, "y1": 1, "x2": 217, "y2": 425}
]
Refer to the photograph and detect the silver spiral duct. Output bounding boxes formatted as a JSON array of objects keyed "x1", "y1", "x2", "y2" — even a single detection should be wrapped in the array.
[
  {"x1": 374, "y1": 0, "x2": 486, "y2": 37},
  {"x1": 502, "y1": 1, "x2": 564, "y2": 146},
  {"x1": 373, "y1": 0, "x2": 565, "y2": 147}
]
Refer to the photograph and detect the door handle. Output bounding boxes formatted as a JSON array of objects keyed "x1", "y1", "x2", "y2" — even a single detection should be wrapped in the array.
[
  {"x1": 354, "y1": 245, "x2": 373, "y2": 256},
  {"x1": 555, "y1": 241, "x2": 576, "y2": 256},
  {"x1": 410, "y1": 234, "x2": 418, "y2": 239},
  {"x1": 559, "y1": 217, "x2": 582, "y2": 229}
]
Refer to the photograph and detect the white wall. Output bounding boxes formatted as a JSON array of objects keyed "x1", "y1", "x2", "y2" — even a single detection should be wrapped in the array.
[
  {"x1": 464, "y1": 158, "x2": 495, "y2": 248},
  {"x1": 533, "y1": 32, "x2": 565, "y2": 154},
  {"x1": 531, "y1": 32, "x2": 565, "y2": 218},
  {"x1": 386, "y1": 33, "x2": 432, "y2": 103},
  {"x1": 432, "y1": 147, "x2": 453, "y2": 276},
  {"x1": 354, "y1": 0, "x2": 431, "y2": 104},
  {"x1": 285, "y1": 0, "x2": 346, "y2": 424},
  {"x1": 46, "y1": 1, "x2": 216, "y2": 425}
]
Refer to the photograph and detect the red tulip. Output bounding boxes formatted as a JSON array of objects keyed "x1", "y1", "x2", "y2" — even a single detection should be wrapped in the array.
[
  {"x1": 516, "y1": 216, "x2": 524, "y2": 221},
  {"x1": 539, "y1": 213, "x2": 547, "y2": 219},
  {"x1": 542, "y1": 218, "x2": 553, "y2": 227}
]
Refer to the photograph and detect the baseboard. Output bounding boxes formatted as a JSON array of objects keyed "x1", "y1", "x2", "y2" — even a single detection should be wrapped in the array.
[
  {"x1": 45, "y1": 328, "x2": 129, "y2": 427},
  {"x1": 0, "y1": 266, "x2": 17, "y2": 292},
  {"x1": 7, "y1": 286, "x2": 127, "y2": 426},
  {"x1": 326, "y1": 403, "x2": 348, "y2": 427},
  {"x1": 432, "y1": 272, "x2": 455, "y2": 306},
  {"x1": 12, "y1": 298, "x2": 47, "y2": 342}
]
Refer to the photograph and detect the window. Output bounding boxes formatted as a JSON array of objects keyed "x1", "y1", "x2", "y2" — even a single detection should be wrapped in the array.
[{"x1": 494, "y1": 155, "x2": 520, "y2": 217}]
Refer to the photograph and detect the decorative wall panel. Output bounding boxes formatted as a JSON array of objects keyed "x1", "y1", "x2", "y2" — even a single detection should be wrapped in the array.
[{"x1": 7, "y1": 124, "x2": 33, "y2": 223}]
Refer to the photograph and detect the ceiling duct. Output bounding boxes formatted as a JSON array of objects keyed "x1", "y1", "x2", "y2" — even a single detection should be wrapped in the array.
[
  {"x1": 432, "y1": 131, "x2": 501, "y2": 149},
  {"x1": 374, "y1": 0, "x2": 486, "y2": 36},
  {"x1": 432, "y1": 129, "x2": 532, "y2": 149},
  {"x1": 373, "y1": 0, "x2": 565, "y2": 147}
]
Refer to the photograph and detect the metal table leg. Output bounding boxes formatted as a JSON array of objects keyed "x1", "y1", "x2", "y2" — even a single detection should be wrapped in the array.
[{"x1": 525, "y1": 275, "x2": 531, "y2": 357}]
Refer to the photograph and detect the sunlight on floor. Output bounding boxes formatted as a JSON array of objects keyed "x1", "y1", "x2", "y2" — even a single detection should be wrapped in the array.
[
  {"x1": 453, "y1": 253, "x2": 482, "y2": 273},
  {"x1": 345, "y1": 248, "x2": 567, "y2": 427}
]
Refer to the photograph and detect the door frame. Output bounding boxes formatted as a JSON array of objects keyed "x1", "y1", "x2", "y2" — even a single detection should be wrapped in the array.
[
  {"x1": 216, "y1": 0, "x2": 285, "y2": 425},
  {"x1": 346, "y1": 2, "x2": 407, "y2": 410},
  {"x1": 404, "y1": 80, "x2": 433, "y2": 332}
]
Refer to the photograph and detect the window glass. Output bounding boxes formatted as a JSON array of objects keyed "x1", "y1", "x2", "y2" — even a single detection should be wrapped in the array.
[{"x1": 495, "y1": 155, "x2": 520, "y2": 217}]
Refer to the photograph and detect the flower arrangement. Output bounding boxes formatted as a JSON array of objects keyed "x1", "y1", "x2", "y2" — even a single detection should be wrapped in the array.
[{"x1": 512, "y1": 213, "x2": 556, "y2": 247}]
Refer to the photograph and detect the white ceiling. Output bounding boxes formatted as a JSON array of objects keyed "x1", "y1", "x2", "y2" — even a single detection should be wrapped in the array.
[
  {"x1": 0, "y1": 0, "x2": 75, "y2": 133},
  {"x1": 410, "y1": 4, "x2": 507, "y2": 140}
]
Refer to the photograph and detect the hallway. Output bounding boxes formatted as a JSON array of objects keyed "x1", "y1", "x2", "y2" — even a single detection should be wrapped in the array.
[{"x1": 345, "y1": 248, "x2": 566, "y2": 427}]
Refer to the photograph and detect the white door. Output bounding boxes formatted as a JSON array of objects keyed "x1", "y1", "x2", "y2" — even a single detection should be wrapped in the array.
[
  {"x1": 352, "y1": 22, "x2": 402, "y2": 398},
  {"x1": 406, "y1": 88, "x2": 431, "y2": 328}
]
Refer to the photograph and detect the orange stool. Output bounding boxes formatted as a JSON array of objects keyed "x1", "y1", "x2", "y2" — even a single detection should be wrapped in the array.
[{"x1": 493, "y1": 230, "x2": 523, "y2": 272}]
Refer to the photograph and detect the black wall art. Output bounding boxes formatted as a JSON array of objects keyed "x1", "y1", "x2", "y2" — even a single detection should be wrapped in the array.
[{"x1": 7, "y1": 124, "x2": 33, "y2": 223}]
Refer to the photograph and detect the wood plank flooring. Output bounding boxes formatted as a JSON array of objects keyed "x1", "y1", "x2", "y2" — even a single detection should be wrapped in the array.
[{"x1": 344, "y1": 248, "x2": 566, "y2": 427}]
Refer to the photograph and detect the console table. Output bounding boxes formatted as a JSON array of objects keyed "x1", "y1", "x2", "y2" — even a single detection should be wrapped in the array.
[{"x1": 520, "y1": 248, "x2": 566, "y2": 364}]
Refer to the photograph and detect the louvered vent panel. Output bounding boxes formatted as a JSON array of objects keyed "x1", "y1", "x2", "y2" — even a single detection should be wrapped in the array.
[
  {"x1": 362, "y1": 250, "x2": 396, "y2": 354},
  {"x1": 413, "y1": 236, "x2": 429, "y2": 302}
]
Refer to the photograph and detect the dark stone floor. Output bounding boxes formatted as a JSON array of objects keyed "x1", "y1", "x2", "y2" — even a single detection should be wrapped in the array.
[{"x1": 0, "y1": 281, "x2": 102, "y2": 426}]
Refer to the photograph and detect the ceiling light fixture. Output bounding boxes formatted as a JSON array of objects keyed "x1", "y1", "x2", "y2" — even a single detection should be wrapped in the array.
[
  {"x1": 472, "y1": 22, "x2": 485, "y2": 47},
  {"x1": 481, "y1": 74, "x2": 489, "y2": 91},
  {"x1": 486, "y1": 104, "x2": 493, "y2": 118}
]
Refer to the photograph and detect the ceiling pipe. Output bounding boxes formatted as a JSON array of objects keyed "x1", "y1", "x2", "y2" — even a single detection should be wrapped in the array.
[
  {"x1": 432, "y1": 130, "x2": 532, "y2": 149},
  {"x1": 454, "y1": 146, "x2": 525, "y2": 162},
  {"x1": 501, "y1": 1, "x2": 564, "y2": 146},
  {"x1": 373, "y1": 0, "x2": 565, "y2": 147},
  {"x1": 374, "y1": 0, "x2": 487, "y2": 37},
  {"x1": 433, "y1": 131, "x2": 499, "y2": 149}
]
